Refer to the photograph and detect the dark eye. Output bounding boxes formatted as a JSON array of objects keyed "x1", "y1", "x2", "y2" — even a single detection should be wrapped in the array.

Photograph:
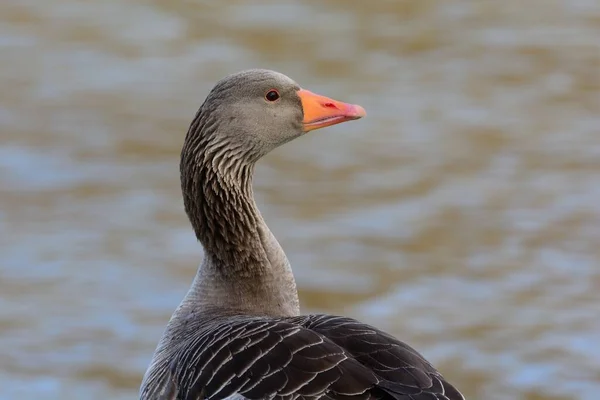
[{"x1": 265, "y1": 89, "x2": 280, "y2": 102}]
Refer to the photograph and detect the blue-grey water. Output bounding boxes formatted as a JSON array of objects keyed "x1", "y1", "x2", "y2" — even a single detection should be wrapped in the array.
[{"x1": 1, "y1": 1, "x2": 599, "y2": 399}]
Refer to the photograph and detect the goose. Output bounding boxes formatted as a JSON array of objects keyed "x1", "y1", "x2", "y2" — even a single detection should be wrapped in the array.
[{"x1": 140, "y1": 69, "x2": 465, "y2": 400}]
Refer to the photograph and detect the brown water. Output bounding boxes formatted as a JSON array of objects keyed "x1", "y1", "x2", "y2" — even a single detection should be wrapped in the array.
[{"x1": 1, "y1": 1, "x2": 599, "y2": 399}]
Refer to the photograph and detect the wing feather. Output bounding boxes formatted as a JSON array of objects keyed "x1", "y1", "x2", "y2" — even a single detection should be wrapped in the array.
[{"x1": 150, "y1": 314, "x2": 464, "y2": 400}]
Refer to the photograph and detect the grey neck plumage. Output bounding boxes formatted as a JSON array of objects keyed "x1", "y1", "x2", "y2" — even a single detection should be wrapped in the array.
[{"x1": 178, "y1": 112, "x2": 300, "y2": 318}]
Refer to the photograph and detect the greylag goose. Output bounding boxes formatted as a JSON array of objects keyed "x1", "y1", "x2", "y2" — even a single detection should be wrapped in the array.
[{"x1": 140, "y1": 69, "x2": 465, "y2": 400}]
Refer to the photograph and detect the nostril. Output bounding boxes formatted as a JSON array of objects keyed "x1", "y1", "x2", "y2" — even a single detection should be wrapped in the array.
[{"x1": 322, "y1": 102, "x2": 339, "y2": 110}]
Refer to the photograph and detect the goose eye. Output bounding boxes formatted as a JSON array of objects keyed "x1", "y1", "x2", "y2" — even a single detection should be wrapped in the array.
[{"x1": 265, "y1": 90, "x2": 280, "y2": 102}]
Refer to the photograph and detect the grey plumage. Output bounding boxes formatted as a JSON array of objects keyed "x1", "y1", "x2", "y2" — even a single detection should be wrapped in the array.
[
  {"x1": 140, "y1": 70, "x2": 465, "y2": 400},
  {"x1": 143, "y1": 312, "x2": 463, "y2": 400}
]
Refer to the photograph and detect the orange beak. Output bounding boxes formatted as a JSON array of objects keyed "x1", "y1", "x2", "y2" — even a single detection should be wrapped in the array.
[{"x1": 298, "y1": 89, "x2": 366, "y2": 132}]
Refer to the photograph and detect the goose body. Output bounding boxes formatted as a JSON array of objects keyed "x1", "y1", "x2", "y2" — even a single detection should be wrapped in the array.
[{"x1": 140, "y1": 69, "x2": 465, "y2": 400}]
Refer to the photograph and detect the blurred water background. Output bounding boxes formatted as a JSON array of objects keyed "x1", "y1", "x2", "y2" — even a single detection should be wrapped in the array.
[{"x1": 1, "y1": 1, "x2": 599, "y2": 399}]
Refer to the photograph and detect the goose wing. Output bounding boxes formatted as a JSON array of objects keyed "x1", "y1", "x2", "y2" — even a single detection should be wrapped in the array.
[{"x1": 158, "y1": 314, "x2": 463, "y2": 400}]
